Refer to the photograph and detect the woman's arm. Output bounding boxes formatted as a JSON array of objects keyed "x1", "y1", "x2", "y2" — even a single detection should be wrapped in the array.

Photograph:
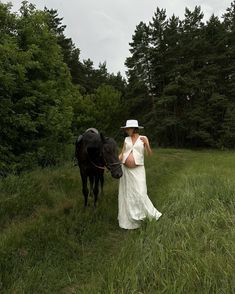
[
  {"x1": 119, "y1": 142, "x2": 126, "y2": 161},
  {"x1": 140, "y1": 136, "x2": 152, "y2": 156}
]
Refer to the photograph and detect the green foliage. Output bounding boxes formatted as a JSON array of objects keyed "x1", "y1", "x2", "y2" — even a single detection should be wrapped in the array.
[
  {"x1": 0, "y1": 1, "x2": 126, "y2": 173},
  {"x1": 1, "y1": 0, "x2": 235, "y2": 173},
  {"x1": 126, "y1": 3, "x2": 235, "y2": 148},
  {"x1": 89, "y1": 84, "x2": 123, "y2": 136},
  {"x1": 71, "y1": 84, "x2": 126, "y2": 144},
  {"x1": 0, "y1": 1, "x2": 77, "y2": 172}
]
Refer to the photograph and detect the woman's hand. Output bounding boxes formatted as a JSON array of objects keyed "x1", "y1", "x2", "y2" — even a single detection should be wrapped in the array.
[
  {"x1": 119, "y1": 142, "x2": 126, "y2": 161},
  {"x1": 140, "y1": 136, "x2": 152, "y2": 155},
  {"x1": 140, "y1": 136, "x2": 148, "y2": 145}
]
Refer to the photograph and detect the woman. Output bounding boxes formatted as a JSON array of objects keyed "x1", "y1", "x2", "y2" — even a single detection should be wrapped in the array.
[{"x1": 118, "y1": 119, "x2": 162, "y2": 229}]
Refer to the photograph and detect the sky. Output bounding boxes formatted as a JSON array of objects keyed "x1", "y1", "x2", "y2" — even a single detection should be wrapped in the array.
[{"x1": 4, "y1": 0, "x2": 232, "y2": 76}]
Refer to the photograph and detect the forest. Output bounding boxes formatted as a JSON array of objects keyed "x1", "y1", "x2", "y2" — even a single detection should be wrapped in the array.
[{"x1": 0, "y1": 0, "x2": 235, "y2": 173}]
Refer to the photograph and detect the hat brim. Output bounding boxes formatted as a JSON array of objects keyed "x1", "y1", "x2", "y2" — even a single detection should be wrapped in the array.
[{"x1": 120, "y1": 126, "x2": 144, "y2": 129}]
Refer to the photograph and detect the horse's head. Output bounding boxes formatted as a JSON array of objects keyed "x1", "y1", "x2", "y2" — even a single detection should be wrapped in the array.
[{"x1": 101, "y1": 133, "x2": 123, "y2": 179}]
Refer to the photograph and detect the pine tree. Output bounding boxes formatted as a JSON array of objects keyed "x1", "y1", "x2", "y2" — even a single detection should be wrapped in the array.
[
  {"x1": 125, "y1": 21, "x2": 157, "y2": 141},
  {"x1": 125, "y1": 4, "x2": 235, "y2": 148},
  {"x1": 221, "y1": 0, "x2": 235, "y2": 147},
  {"x1": 153, "y1": 14, "x2": 183, "y2": 146}
]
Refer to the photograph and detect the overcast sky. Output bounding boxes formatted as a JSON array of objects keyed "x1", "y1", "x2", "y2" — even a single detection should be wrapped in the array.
[{"x1": 5, "y1": 0, "x2": 232, "y2": 76}]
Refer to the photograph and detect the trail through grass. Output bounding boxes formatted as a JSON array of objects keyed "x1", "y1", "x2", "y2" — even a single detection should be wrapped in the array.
[{"x1": 0, "y1": 149, "x2": 234, "y2": 293}]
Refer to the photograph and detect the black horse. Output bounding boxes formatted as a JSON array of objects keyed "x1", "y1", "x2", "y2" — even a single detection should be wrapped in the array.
[{"x1": 75, "y1": 128, "x2": 123, "y2": 207}]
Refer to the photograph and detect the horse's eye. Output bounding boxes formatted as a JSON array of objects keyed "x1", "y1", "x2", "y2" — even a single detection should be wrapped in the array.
[{"x1": 107, "y1": 148, "x2": 112, "y2": 154}]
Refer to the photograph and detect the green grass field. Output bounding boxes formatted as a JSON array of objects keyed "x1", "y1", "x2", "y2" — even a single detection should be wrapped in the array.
[{"x1": 0, "y1": 149, "x2": 234, "y2": 293}]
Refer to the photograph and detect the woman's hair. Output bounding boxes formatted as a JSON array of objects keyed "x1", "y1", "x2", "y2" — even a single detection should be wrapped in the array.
[
  {"x1": 133, "y1": 128, "x2": 139, "y2": 133},
  {"x1": 124, "y1": 127, "x2": 139, "y2": 137}
]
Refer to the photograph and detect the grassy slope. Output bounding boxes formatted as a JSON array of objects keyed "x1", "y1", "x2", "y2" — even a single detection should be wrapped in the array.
[{"x1": 0, "y1": 149, "x2": 234, "y2": 293}]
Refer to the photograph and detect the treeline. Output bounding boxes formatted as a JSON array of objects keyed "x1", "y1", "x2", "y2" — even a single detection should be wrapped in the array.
[
  {"x1": 125, "y1": 3, "x2": 235, "y2": 148},
  {"x1": 0, "y1": 1, "x2": 126, "y2": 173},
  {"x1": 0, "y1": 1, "x2": 235, "y2": 174}
]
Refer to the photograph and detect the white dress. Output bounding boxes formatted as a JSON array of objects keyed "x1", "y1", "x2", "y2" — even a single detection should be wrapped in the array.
[{"x1": 118, "y1": 136, "x2": 162, "y2": 229}]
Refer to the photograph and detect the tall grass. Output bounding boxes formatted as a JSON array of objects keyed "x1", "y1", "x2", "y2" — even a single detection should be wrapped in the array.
[{"x1": 0, "y1": 149, "x2": 234, "y2": 293}]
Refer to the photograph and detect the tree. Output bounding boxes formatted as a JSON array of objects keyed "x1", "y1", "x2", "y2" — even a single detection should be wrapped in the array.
[
  {"x1": 0, "y1": 1, "x2": 76, "y2": 172},
  {"x1": 125, "y1": 4, "x2": 235, "y2": 148},
  {"x1": 221, "y1": 0, "x2": 235, "y2": 148}
]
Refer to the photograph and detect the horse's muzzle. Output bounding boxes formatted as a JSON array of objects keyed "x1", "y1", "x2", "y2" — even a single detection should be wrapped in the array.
[{"x1": 111, "y1": 168, "x2": 123, "y2": 179}]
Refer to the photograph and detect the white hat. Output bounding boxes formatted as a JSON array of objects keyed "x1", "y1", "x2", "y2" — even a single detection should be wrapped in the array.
[{"x1": 121, "y1": 119, "x2": 144, "y2": 129}]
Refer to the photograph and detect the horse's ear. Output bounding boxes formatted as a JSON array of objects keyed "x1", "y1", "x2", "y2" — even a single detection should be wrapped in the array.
[
  {"x1": 75, "y1": 134, "x2": 83, "y2": 146},
  {"x1": 75, "y1": 134, "x2": 83, "y2": 154},
  {"x1": 100, "y1": 132, "x2": 106, "y2": 143}
]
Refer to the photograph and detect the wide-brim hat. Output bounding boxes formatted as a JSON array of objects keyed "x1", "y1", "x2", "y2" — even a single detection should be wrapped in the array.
[{"x1": 120, "y1": 119, "x2": 144, "y2": 129}]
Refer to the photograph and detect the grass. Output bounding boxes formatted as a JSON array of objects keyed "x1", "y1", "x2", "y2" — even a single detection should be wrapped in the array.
[{"x1": 0, "y1": 149, "x2": 234, "y2": 293}]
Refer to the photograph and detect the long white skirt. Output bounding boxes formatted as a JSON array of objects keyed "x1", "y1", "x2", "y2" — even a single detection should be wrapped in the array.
[{"x1": 118, "y1": 164, "x2": 162, "y2": 229}]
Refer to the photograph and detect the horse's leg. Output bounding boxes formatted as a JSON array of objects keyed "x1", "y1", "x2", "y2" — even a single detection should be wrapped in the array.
[
  {"x1": 100, "y1": 171, "x2": 104, "y2": 196},
  {"x1": 93, "y1": 175, "x2": 99, "y2": 207},
  {"x1": 89, "y1": 175, "x2": 94, "y2": 198},
  {"x1": 80, "y1": 171, "x2": 89, "y2": 207}
]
